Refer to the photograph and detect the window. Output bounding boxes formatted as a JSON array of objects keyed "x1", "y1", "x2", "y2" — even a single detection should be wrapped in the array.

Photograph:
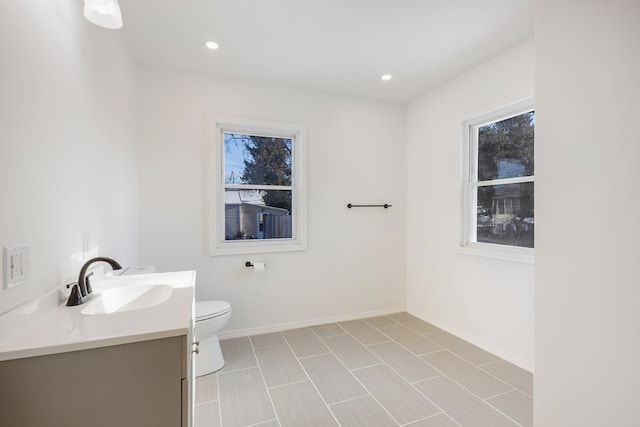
[
  {"x1": 462, "y1": 100, "x2": 534, "y2": 259},
  {"x1": 210, "y1": 117, "x2": 307, "y2": 256}
]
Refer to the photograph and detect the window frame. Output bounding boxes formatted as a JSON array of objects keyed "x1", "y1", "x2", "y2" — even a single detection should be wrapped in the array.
[
  {"x1": 459, "y1": 98, "x2": 535, "y2": 263},
  {"x1": 209, "y1": 117, "x2": 307, "y2": 256}
]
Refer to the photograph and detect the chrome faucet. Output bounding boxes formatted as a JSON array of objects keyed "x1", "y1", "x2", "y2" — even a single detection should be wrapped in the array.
[{"x1": 66, "y1": 257, "x2": 123, "y2": 306}]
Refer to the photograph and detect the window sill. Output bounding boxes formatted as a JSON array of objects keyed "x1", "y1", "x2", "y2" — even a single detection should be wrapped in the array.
[
  {"x1": 210, "y1": 240, "x2": 307, "y2": 257},
  {"x1": 457, "y1": 244, "x2": 534, "y2": 264}
]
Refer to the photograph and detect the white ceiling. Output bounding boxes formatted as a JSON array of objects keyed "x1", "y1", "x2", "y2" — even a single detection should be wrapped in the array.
[{"x1": 120, "y1": 0, "x2": 534, "y2": 104}]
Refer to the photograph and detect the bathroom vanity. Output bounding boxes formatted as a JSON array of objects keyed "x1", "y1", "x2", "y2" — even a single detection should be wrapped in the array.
[{"x1": 0, "y1": 271, "x2": 195, "y2": 427}]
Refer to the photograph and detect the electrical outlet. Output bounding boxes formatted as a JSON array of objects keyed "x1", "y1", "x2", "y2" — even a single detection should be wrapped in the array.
[{"x1": 3, "y1": 246, "x2": 30, "y2": 289}]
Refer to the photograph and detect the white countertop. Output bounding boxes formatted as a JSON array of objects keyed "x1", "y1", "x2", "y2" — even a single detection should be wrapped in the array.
[{"x1": 0, "y1": 271, "x2": 195, "y2": 362}]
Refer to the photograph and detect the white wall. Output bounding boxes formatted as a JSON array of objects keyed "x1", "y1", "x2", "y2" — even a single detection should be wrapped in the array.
[
  {"x1": 0, "y1": 1, "x2": 138, "y2": 315},
  {"x1": 406, "y1": 40, "x2": 535, "y2": 370},
  {"x1": 136, "y1": 68, "x2": 407, "y2": 334},
  {"x1": 535, "y1": 1, "x2": 640, "y2": 425}
]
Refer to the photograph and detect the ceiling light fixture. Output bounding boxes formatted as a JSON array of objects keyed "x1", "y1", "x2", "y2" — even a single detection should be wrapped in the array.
[
  {"x1": 381, "y1": 74, "x2": 393, "y2": 81},
  {"x1": 205, "y1": 41, "x2": 220, "y2": 50},
  {"x1": 83, "y1": 0, "x2": 123, "y2": 30}
]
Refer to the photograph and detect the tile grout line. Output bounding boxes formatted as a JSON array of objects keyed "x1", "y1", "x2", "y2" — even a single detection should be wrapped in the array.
[
  {"x1": 475, "y1": 363, "x2": 534, "y2": 398},
  {"x1": 364, "y1": 341, "x2": 437, "y2": 399},
  {"x1": 484, "y1": 388, "x2": 520, "y2": 401},
  {"x1": 362, "y1": 316, "x2": 400, "y2": 329},
  {"x1": 370, "y1": 317, "x2": 512, "y2": 426},
  {"x1": 374, "y1": 324, "x2": 445, "y2": 359},
  {"x1": 417, "y1": 331, "x2": 534, "y2": 400},
  {"x1": 348, "y1": 361, "x2": 386, "y2": 372},
  {"x1": 252, "y1": 343, "x2": 288, "y2": 351},
  {"x1": 310, "y1": 322, "x2": 349, "y2": 339},
  {"x1": 285, "y1": 327, "x2": 345, "y2": 426},
  {"x1": 355, "y1": 328, "x2": 453, "y2": 424},
  {"x1": 203, "y1": 315, "x2": 532, "y2": 427},
  {"x1": 365, "y1": 321, "x2": 456, "y2": 425},
  {"x1": 249, "y1": 336, "x2": 281, "y2": 427},
  {"x1": 388, "y1": 314, "x2": 442, "y2": 336},
  {"x1": 249, "y1": 335, "x2": 289, "y2": 351},
  {"x1": 336, "y1": 319, "x2": 394, "y2": 347},
  {"x1": 377, "y1": 316, "x2": 529, "y2": 426},
  {"x1": 314, "y1": 326, "x2": 403, "y2": 427},
  {"x1": 217, "y1": 364, "x2": 261, "y2": 375},
  {"x1": 363, "y1": 340, "x2": 444, "y2": 385},
  {"x1": 408, "y1": 374, "x2": 445, "y2": 386},
  {"x1": 478, "y1": 368, "x2": 533, "y2": 398},
  {"x1": 415, "y1": 352, "x2": 515, "y2": 402},
  {"x1": 360, "y1": 316, "x2": 528, "y2": 426},
  {"x1": 244, "y1": 419, "x2": 279, "y2": 427},
  {"x1": 408, "y1": 377, "x2": 465, "y2": 426},
  {"x1": 342, "y1": 321, "x2": 465, "y2": 426},
  {"x1": 483, "y1": 398, "x2": 526, "y2": 427},
  {"x1": 266, "y1": 378, "x2": 310, "y2": 391},
  {"x1": 312, "y1": 332, "x2": 348, "y2": 339},
  {"x1": 370, "y1": 342, "x2": 444, "y2": 359},
  {"x1": 419, "y1": 332, "x2": 503, "y2": 367},
  {"x1": 324, "y1": 392, "x2": 373, "y2": 408},
  {"x1": 477, "y1": 358, "x2": 504, "y2": 367},
  {"x1": 297, "y1": 351, "x2": 333, "y2": 360},
  {"x1": 215, "y1": 370, "x2": 222, "y2": 427},
  {"x1": 399, "y1": 412, "x2": 461, "y2": 427},
  {"x1": 429, "y1": 349, "x2": 517, "y2": 395},
  {"x1": 410, "y1": 365, "x2": 523, "y2": 426}
]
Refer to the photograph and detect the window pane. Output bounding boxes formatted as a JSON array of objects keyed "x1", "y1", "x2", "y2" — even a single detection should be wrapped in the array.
[
  {"x1": 224, "y1": 188, "x2": 292, "y2": 240},
  {"x1": 477, "y1": 111, "x2": 534, "y2": 181},
  {"x1": 476, "y1": 182, "x2": 534, "y2": 248},
  {"x1": 224, "y1": 132, "x2": 292, "y2": 186}
]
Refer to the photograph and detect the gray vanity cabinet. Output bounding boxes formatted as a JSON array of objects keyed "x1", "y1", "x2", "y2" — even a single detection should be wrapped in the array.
[{"x1": 0, "y1": 336, "x2": 189, "y2": 427}]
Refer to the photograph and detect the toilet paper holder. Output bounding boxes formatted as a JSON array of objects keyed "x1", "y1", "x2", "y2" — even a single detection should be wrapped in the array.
[{"x1": 245, "y1": 261, "x2": 266, "y2": 269}]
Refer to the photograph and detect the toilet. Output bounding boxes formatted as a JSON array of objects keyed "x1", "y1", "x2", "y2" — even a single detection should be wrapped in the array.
[{"x1": 194, "y1": 300, "x2": 232, "y2": 377}]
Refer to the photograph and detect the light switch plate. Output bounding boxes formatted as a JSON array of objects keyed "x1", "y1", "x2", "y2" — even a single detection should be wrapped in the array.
[{"x1": 3, "y1": 246, "x2": 30, "y2": 289}]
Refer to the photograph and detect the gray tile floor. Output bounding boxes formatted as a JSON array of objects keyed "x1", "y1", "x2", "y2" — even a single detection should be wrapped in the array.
[{"x1": 194, "y1": 313, "x2": 533, "y2": 427}]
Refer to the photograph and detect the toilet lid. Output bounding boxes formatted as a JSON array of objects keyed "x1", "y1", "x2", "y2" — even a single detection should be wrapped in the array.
[{"x1": 196, "y1": 300, "x2": 231, "y2": 321}]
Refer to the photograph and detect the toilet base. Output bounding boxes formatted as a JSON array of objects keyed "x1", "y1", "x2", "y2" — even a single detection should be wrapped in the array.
[{"x1": 196, "y1": 334, "x2": 225, "y2": 377}]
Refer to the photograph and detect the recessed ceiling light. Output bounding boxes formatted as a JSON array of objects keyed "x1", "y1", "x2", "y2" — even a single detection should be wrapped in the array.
[
  {"x1": 205, "y1": 41, "x2": 219, "y2": 50},
  {"x1": 381, "y1": 74, "x2": 393, "y2": 81}
]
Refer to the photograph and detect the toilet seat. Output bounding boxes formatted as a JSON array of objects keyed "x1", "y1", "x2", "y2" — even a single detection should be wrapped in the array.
[
  {"x1": 196, "y1": 301, "x2": 231, "y2": 321},
  {"x1": 193, "y1": 300, "x2": 232, "y2": 376}
]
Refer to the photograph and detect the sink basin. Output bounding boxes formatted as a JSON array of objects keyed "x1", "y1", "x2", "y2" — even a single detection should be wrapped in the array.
[{"x1": 81, "y1": 285, "x2": 173, "y2": 315}]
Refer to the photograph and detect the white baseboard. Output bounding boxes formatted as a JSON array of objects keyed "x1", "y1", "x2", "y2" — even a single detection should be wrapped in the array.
[{"x1": 218, "y1": 306, "x2": 406, "y2": 340}]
